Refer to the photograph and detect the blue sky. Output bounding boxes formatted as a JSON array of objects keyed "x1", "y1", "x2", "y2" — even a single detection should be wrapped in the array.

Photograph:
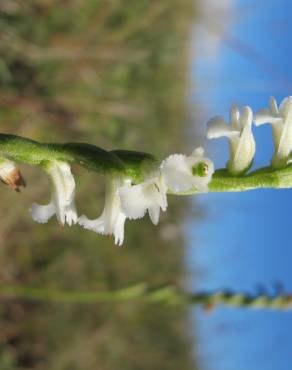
[{"x1": 188, "y1": 1, "x2": 292, "y2": 369}]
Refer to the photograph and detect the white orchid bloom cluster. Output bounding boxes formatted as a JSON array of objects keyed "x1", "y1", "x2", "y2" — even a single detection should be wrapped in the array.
[
  {"x1": 79, "y1": 148, "x2": 214, "y2": 245},
  {"x1": 23, "y1": 147, "x2": 214, "y2": 246},
  {"x1": 207, "y1": 96, "x2": 292, "y2": 173}
]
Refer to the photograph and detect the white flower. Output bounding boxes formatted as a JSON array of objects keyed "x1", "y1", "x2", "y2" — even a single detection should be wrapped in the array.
[
  {"x1": 207, "y1": 105, "x2": 255, "y2": 175},
  {"x1": 160, "y1": 147, "x2": 214, "y2": 192},
  {"x1": 78, "y1": 175, "x2": 168, "y2": 246},
  {"x1": 254, "y1": 96, "x2": 292, "y2": 168},
  {"x1": 78, "y1": 178, "x2": 127, "y2": 246},
  {"x1": 30, "y1": 161, "x2": 77, "y2": 226},
  {"x1": 119, "y1": 175, "x2": 167, "y2": 225},
  {"x1": 0, "y1": 158, "x2": 25, "y2": 191},
  {"x1": 78, "y1": 147, "x2": 213, "y2": 246}
]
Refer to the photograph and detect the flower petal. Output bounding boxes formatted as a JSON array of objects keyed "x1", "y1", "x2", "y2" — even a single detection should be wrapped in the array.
[
  {"x1": 269, "y1": 96, "x2": 279, "y2": 115},
  {"x1": 279, "y1": 96, "x2": 292, "y2": 120},
  {"x1": 207, "y1": 116, "x2": 239, "y2": 139},
  {"x1": 113, "y1": 213, "x2": 126, "y2": 246},
  {"x1": 119, "y1": 183, "x2": 148, "y2": 220},
  {"x1": 230, "y1": 104, "x2": 240, "y2": 130},
  {"x1": 148, "y1": 204, "x2": 161, "y2": 225},
  {"x1": 240, "y1": 106, "x2": 253, "y2": 128},
  {"x1": 231, "y1": 125, "x2": 256, "y2": 174},
  {"x1": 161, "y1": 154, "x2": 194, "y2": 192},
  {"x1": 30, "y1": 201, "x2": 55, "y2": 224},
  {"x1": 254, "y1": 108, "x2": 281, "y2": 126},
  {"x1": 161, "y1": 152, "x2": 214, "y2": 192},
  {"x1": 78, "y1": 215, "x2": 105, "y2": 233},
  {"x1": 65, "y1": 202, "x2": 78, "y2": 226},
  {"x1": 41, "y1": 161, "x2": 77, "y2": 226}
]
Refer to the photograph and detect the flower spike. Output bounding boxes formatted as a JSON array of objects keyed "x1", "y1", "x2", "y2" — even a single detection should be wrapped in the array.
[
  {"x1": 30, "y1": 160, "x2": 77, "y2": 226},
  {"x1": 207, "y1": 105, "x2": 256, "y2": 175},
  {"x1": 254, "y1": 96, "x2": 292, "y2": 168}
]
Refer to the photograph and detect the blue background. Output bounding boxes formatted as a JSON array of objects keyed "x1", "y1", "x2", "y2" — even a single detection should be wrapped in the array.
[{"x1": 189, "y1": 1, "x2": 292, "y2": 369}]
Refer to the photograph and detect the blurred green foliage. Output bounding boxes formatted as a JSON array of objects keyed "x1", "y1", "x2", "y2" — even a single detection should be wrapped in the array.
[{"x1": 0, "y1": 1, "x2": 198, "y2": 369}]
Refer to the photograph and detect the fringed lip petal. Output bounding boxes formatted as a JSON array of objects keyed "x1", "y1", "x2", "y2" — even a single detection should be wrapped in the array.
[
  {"x1": 119, "y1": 176, "x2": 168, "y2": 225},
  {"x1": 30, "y1": 161, "x2": 77, "y2": 226},
  {"x1": 30, "y1": 202, "x2": 55, "y2": 224}
]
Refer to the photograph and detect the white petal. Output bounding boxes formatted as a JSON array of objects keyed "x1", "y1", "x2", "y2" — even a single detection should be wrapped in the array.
[
  {"x1": 240, "y1": 106, "x2": 253, "y2": 128},
  {"x1": 207, "y1": 116, "x2": 239, "y2": 139},
  {"x1": 161, "y1": 153, "x2": 214, "y2": 192},
  {"x1": 254, "y1": 109, "x2": 281, "y2": 126},
  {"x1": 119, "y1": 177, "x2": 167, "y2": 224},
  {"x1": 230, "y1": 104, "x2": 240, "y2": 130},
  {"x1": 157, "y1": 179, "x2": 168, "y2": 212},
  {"x1": 78, "y1": 215, "x2": 105, "y2": 233},
  {"x1": 279, "y1": 96, "x2": 292, "y2": 120},
  {"x1": 65, "y1": 201, "x2": 78, "y2": 226},
  {"x1": 119, "y1": 183, "x2": 148, "y2": 220},
  {"x1": 269, "y1": 96, "x2": 279, "y2": 115},
  {"x1": 113, "y1": 213, "x2": 126, "y2": 246},
  {"x1": 78, "y1": 179, "x2": 127, "y2": 245},
  {"x1": 230, "y1": 125, "x2": 256, "y2": 174},
  {"x1": 148, "y1": 204, "x2": 160, "y2": 225},
  {"x1": 44, "y1": 161, "x2": 77, "y2": 226},
  {"x1": 191, "y1": 147, "x2": 204, "y2": 157},
  {"x1": 30, "y1": 202, "x2": 55, "y2": 224},
  {"x1": 276, "y1": 108, "x2": 292, "y2": 164},
  {"x1": 161, "y1": 154, "x2": 193, "y2": 192}
]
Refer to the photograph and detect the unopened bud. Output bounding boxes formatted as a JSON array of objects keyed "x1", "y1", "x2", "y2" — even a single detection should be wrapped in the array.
[{"x1": 0, "y1": 159, "x2": 26, "y2": 192}]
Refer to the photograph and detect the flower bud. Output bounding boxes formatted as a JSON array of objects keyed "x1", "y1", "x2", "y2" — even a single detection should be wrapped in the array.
[{"x1": 0, "y1": 158, "x2": 25, "y2": 192}]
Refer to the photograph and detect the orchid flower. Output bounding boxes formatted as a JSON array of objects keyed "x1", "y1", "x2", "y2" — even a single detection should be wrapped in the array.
[
  {"x1": 207, "y1": 105, "x2": 255, "y2": 175},
  {"x1": 78, "y1": 175, "x2": 168, "y2": 245},
  {"x1": 119, "y1": 175, "x2": 168, "y2": 225},
  {"x1": 160, "y1": 147, "x2": 214, "y2": 193},
  {"x1": 254, "y1": 96, "x2": 292, "y2": 169},
  {"x1": 79, "y1": 148, "x2": 214, "y2": 245},
  {"x1": 30, "y1": 160, "x2": 77, "y2": 226},
  {"x1": 78, "y1": 178, "x2": 128, "y2": 246},
  {"x1": 0, "y1": 158, "x2": 25, "y2": 191}
]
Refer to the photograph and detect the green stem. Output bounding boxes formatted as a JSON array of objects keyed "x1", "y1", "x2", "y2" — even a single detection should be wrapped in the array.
[
  {"x1": 0, "y1": 134, "x2": 156, "y2": 181},
  {"x1": 0, "y1": 284, "x2": 291, "y2": 311},
  {"x1": 177, "y1": 166, "x2": 292, "y2": 195},
  {"x1": 1, "y1": 133, "x2": 292, "y2": 192}
]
